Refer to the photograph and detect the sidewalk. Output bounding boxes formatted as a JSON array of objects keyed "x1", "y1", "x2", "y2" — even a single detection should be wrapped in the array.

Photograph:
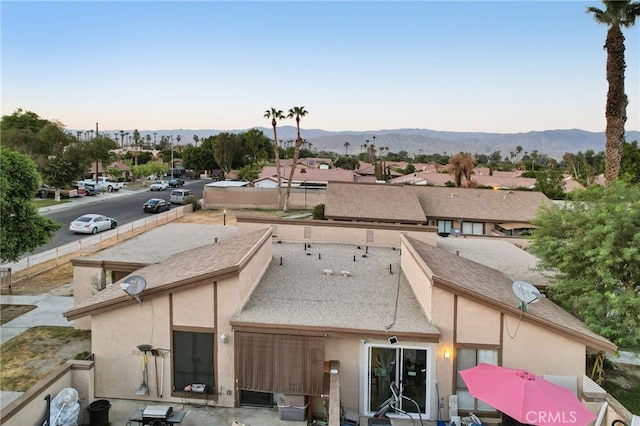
[
  {"x1": 36, "y1": 186, "x2": 141, "y2": 214},
  {"x1": 0, "y1": 294, "x2": 75, "y2": 345}
]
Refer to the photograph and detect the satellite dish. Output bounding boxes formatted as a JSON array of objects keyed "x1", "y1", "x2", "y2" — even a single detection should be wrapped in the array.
[
  {"x1": 512, "y1": 280, "x2": 545, "y2": 311},
  {"x1": 120, "y1": 275, "x2": 147, "y2": 304},
  {"x1": 50, "y1": 387, "x2": 80, "y2": 425}
]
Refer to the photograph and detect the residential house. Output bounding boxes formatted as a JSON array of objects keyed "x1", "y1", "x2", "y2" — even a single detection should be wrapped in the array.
[
  {"x1": 63, "y1": 219, "x2": 614, "y2": 423},
  {"x1": 325, "y1": 182, "x2": 553, "y2": 236}
]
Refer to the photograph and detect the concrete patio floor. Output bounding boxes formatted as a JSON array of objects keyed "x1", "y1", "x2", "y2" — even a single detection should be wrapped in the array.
[{"x1": 89, "y1": 398, "x2": 437, "y2": 425}]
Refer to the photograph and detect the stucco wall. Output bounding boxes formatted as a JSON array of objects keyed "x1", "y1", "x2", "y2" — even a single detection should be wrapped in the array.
[
  {"x1": 73, "y1": 265, "x2": 105, "y2": 330},
  {"x1": 204, "y1": 186, "x2": 326, "y2": 210},
  {"x1": 322, "y1": 337, "x2": 361, "y2": 414},
  {"x1": 501, "y1": 318, "x2": 586, "y2": 385},
  {"x1": 456, "y1": 298, "x2": 501, "y2": 344},
  {"x1": 173, "y1": 282, "x2": 216, "y2": 328},
  {"x1": 238, "y1": 219, "x2": 437, "y2": 248},
  {"x1": 92, "y1": 295, "x2": 172, "y2": 400}
]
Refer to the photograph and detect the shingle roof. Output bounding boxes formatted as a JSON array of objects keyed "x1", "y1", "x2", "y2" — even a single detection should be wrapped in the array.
[
  {"x1": 64, "y1": 228, "x2": 269, "y2": 319},
  {"x1": 324, "y1": 182, "x2": 426, "y2": 222},
  {"x1": 324, "y1": 182, "x2": 552, "y2": 223},
  {"x1": 405, "y1": 236, "x2": 616, "y2": 352},
  {"x1": 407, "y1": 185, "x2": 553, "y2": 222}
]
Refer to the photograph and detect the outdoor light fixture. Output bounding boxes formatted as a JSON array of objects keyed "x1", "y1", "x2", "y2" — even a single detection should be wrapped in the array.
[
  {"x1": 444, "y1": 349, "x2": 451, "y2": 359},
  {"x1": 330, "y1": 360, "x2": 340, "y2": 375},
  {"x1": 223, "y1": 209, "x2": 227, "y2": 226},
  {"x1": 220, "y1": 334, "x2": 228, "y2": 344}
]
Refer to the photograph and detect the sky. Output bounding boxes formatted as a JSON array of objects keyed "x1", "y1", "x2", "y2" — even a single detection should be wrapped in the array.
[{"x1": 1, "y1": 1, "x2": 639, "y2": 134}]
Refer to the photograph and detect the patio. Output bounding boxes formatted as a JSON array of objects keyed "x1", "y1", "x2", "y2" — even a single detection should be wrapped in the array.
[{"x1": 98, "y1": 398, "x2": 437, "y2": 425}]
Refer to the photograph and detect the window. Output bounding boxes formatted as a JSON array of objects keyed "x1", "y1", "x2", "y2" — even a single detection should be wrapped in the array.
[
  {"x1": 462, "y1": 222, "x2": 484, "y2": 235},
  {"x1": 438, "y1": 220, "x2": 453, "y2": 233},
  {"x1": 456, "y1": 348, "x2": 498, "y2": 413},
  {"x1": 173, "y1": 331, "x2": 214, "y2": 392}
]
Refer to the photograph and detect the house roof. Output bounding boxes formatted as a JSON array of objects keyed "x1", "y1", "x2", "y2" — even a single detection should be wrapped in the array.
[
  {"x1": 324, "y1": 182, "x2": 426, "y2": 223},
  {"x1": 259, "y1": 166, "x2": 357, "y2": 184},
  {"x1": 231, "y1": 241, "x2": 439, "y2": 338},
  {"x1": 408, "y1": 185, "x2": 553, "y2": 223},
  {"x1": 64, "y1": 228, "x2": 266, "y2": 320},
  {"x1": 405, "y1": 236, "x2": 616, "y2": 353},
  {"x1": 205, "y1": 180, "x2": 252, "y2": 188},
  {"x1": 324, "y1": 182, "x2": 552, "y2": 223}
]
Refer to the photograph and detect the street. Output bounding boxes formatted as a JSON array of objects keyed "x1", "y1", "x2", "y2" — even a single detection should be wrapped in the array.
[{"x1": 32, "y1": 180, "x2": 209, "y2": 255}]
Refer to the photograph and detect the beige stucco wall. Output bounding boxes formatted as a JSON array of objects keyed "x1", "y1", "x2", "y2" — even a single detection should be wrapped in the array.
[
  {"x1": 400, "y1": 237, "x2": 435, "y2": 322},
  {"x1": 73, "y1": 265, "x2": 105, "y2": 330},
  {"x1": 238, "y1": 220, "x2": 437, "y2": 248},
  {"x1": 173, "y1": 282, "x2": 215, "y2": 328},
  {"x1": 456, "y1": 298, "x2": 501, "y2": 344},
  {"x1": 92, "y1": 295, "x2": 172, "y2": 401},
  {"x1": 322, "y1": 337, "x2": 361, "y2": 414},
  {"x1": 501, "y1": 317, "x2": 586, "y2": 385},
  {"x1": 204, "y1": 186, "x2": 326, "y2": 210}
]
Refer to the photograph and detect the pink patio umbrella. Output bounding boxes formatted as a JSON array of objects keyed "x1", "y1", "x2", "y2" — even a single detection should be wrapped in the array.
[{"x1": 458, "y1": 363, "x2": 596, "y2": 426}]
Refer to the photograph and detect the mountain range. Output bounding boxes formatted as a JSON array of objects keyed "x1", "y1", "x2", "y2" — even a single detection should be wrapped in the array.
[{"x1": 105, "y1": 127, "x2": 640, "y2": 161}]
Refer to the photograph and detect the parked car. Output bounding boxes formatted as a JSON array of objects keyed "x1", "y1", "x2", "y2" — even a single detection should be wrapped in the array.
[
  {"x1": 169, "y1": 189, "x2": 193, "y2": 204},
  {"x1": 69, "y1": 214, "x2": 117, "y2": 234},
  {"x1": 168, "y1": 178, "x2": 185, "y2": 187},
  {"x1": 150, "y1": 180, "x2": 169, "y2": 191},
  {"x1": 143, "y1": 198, "x2": 171, "y2": 213},
  {"x1": 38, "y1": 186, "x2": 79, "y2": 198},
  {"x1": 83, "y1": 177, "x2": 123, "y2": 192},
  {"x1": 81, "y1": 181, "x2": 101, "y2": 196}
]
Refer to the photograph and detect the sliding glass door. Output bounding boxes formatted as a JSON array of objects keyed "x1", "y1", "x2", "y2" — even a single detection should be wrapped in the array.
[{"x1": 366, "y1": 344, "x2": 429, "y2": 417}]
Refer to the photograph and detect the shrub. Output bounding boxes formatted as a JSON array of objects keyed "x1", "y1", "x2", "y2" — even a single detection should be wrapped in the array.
[{"x1": 185, "y1": 195, "x2": 201, "y2": 211}]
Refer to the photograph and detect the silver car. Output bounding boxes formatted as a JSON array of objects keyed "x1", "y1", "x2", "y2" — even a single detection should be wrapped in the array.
[{"x1": 69, "y1": 214, "x2": 117, "y2": 234}]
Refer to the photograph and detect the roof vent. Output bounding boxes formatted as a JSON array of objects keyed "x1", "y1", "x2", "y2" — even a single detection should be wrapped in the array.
[
  {"x1": 341, "y1": 271, "x2": 351, "y2": 277},
  {"x1": 323, "y1": 269, "x2": 333, "y2": 276}
]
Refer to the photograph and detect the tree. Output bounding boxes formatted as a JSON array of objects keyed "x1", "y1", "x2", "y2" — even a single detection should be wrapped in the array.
[
  {"x1": 344, "y1": 141, "x2": 350, "y2": 156},
  {"x1": 42, "y1": 144, "x2": 86, "y2": 201},
  {"x1": 448, "y1": 152, "x2": 475, "y2": 187},
  {"x1": 0, "y1": 148, "x2": 60, "y2": 262},
  {"x1": 529, "y1": 181, "x2": 640, "y2": 348},
  {"x1": 334, "y1": 156, "x2": 359, "y2": 170},
  {"x1": 264, "y1": 108, "x2": 286, "y2": 209},
  {"x1": 620, "y1": 140, "x2": 640, "y2": 183},
  {"x1": 85, "y1": 136, "x2": 118, "y2": 183},
  {"x1": 284, "y1": 106, "x2": 309, "y2": 212},
  {"x1": 534, "y1": 169, "x2": 566, "y2": 199},
  {"x1": 587, "y1": 0, "x2": 640, "y2": 182},
  {"x1": 212, "y1": 132, "x2": 237, "y2": 173}
]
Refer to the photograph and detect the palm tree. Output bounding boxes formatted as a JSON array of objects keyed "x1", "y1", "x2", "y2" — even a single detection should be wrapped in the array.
[
  {"x1": 515, "y1": 145, "x2": 523, "y2": 170},
  {"x1": 344, "y1": 141, "x2": 350, "y2": 156},
  {"x1": 264, "y1": 107, "x2": 286, "y2": 209},
  {"x1": 587, "y1": 0, "x2": 640, "y2": 182},
  {"x1": 284, "y1": 106, "x2": 309, "y2": 212},
  {"x1": 193, "y1": 134, "x2": 199, "y2": 147},
  {"x1": 448, "y1": 152, "x2": 475, "y2": 187}
]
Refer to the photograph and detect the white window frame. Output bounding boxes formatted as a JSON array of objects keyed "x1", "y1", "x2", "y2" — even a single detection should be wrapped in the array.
[{"x1": 360, "y1": 341, "x2": 435, "y2": 420}]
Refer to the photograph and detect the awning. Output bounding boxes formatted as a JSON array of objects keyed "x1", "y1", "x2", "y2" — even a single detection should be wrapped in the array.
[{"x1": 497, "y1": 222, "x2": 538, "y2": 231}]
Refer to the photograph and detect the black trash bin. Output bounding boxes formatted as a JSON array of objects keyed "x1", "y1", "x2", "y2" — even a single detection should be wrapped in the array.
[{"x1": 87, "y1": 399, "x2": 111, "y2": 426}]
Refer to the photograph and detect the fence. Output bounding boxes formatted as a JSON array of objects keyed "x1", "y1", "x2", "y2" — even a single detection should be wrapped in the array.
[{"x1": 0, "y1": 206, "x2": 190, "y2": 292}]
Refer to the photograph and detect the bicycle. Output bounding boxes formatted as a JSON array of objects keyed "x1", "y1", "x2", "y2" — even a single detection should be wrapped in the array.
[{"x1": 373, "y1": 381, "x2": 424, "y2": 426}]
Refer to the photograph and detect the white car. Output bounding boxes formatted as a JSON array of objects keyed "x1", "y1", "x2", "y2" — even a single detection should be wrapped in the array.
[
  {"x1": 69, "y1": 214, "x2": 117, "y2": 234},
  {"x1": 150, "y1": 180, "x2": 169, "y2": 191}
]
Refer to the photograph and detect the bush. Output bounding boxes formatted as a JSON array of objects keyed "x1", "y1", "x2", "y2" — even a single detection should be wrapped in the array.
[
  {"x1": 184, "y1": 195, "x2": 201, "y2": 211},
  {"x1": 312, "y1": 204, "x2": 325, "y2": 220}
]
